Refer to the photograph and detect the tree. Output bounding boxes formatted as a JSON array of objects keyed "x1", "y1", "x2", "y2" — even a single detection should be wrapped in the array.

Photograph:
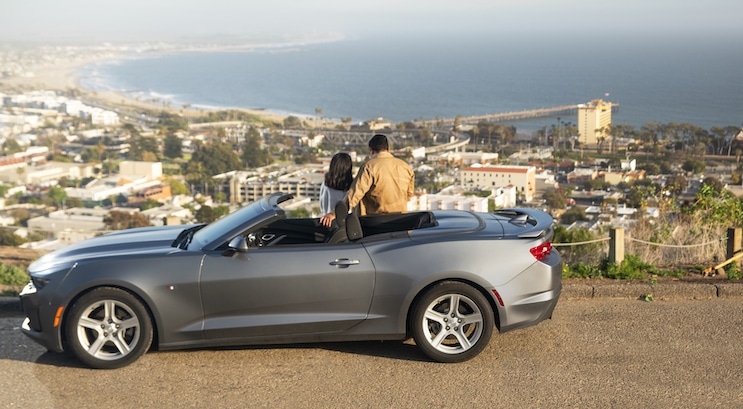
[
  {"x1": 3, "y1": 139, "x2": 22, "y2": 154},
  {"x1": 314, "y1": 108, "x2": 323, "y2": 127},
  {"x1": 418, "y1": 128, "x2": 432, "y2": 146},
  {"x1": 158, "y1": 111, "x2": 189, "y2": 132},
  {"x1": 188, "y1": 141, "x2": 242, "y2": 177},
  {"x1": 129, "y1": 136, "x2": 160, "y2": 161},
  {"x1": 684, "y1": 183, "x2": 743, "y2": 227},
  {"x1": 167, "y1": 178, "x2": 189, "y2": 195},
  {"x1": 701, "y1": 176, "x2": 723, "y2": 194},
  {"x1": 48, "y1": 186, "x2": 67, "y2": 208},
  {"x1": 283, "y1": 116, "x2": 303, "y2": 129},
  {"x1": 241, "y1": 127, "x2": 272, "y2": 168},
  {"x1": 681, "y1": 158, "x2": 705, "y2": 174},
  {"x1": 560, "y1": 206, "x2": 587, "y2": 225},
  {"x1": 664, "y1": 174, "x2": 687, "y2": 197},
  {"x1": 104, "y1": 211, "x2": 152, "y2": 230},
  {"x1": 543, "y1": 189, "x2": 567, "y2": 211},
  {"x1": 163, "y1": 134, "x2": 182, "y2": 159},
  {"x1": 195, "y1": 205, "x2": 218, "y2": 223}
]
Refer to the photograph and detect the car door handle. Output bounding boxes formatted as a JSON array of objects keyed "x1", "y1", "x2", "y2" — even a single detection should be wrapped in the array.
[{"x1": 330, "y1": 258, "x2": 360, "y2": 267}]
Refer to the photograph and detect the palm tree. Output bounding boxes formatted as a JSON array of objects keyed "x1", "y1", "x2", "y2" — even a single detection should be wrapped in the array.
[
  {"x1": 471, "y1": 126, "x2": 480, "y2": 150},
  {"x1": 314, "y1": 108, "x2": 323, "y2": 128}
]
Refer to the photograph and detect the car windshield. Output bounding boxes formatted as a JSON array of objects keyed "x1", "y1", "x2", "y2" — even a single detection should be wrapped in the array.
[{"x1": 189, "y1": 199, "x2": 272, "y2": 250}]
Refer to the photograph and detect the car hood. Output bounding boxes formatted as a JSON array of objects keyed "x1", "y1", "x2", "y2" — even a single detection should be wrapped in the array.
[{"x1": 29, "y1": 225, "x2": 187, "y2": 273}]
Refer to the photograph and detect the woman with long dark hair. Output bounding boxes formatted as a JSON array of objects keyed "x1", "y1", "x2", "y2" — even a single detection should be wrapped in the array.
[{"x1": 319, "y1": 152, "x2": 353, "y2": 214}]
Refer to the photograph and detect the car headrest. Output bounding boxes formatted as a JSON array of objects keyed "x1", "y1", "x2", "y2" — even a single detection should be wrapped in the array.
[
  {"x1": 334, "y1": 200, "x2": 349, "y2": 227},
  {"x1": 346, "y1": 210, "x2": 363, "y2": 241}
]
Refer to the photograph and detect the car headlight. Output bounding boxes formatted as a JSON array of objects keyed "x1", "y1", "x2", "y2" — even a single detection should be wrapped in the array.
[
  {"x1": 32, "y1": 276, "x2": 51, "y2": 290},
  {"x1": 20, "y1": 280, "x2": 37, "y2": 296},
  {"x1": 25, "y1": 261, "x2": 77, "y2": 294}
]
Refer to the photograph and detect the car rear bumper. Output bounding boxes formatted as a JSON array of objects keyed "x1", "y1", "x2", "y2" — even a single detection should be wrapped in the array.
[{"x1": 496, "y1": 251, "x2": 563, "y2": 332}]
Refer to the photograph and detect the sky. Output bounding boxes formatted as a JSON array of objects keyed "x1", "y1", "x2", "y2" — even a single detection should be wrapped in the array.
[{"x1": 2, "y1": 0, "x2": 742, "y2": 44}]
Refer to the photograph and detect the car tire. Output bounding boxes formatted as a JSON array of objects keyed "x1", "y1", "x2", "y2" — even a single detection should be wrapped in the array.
[
  {"x1": 65, "y1": 287, "x2": 153, "y2": 369},
  {"x1": 411, "y1": 281, "x2": 494, "y2": 363}
]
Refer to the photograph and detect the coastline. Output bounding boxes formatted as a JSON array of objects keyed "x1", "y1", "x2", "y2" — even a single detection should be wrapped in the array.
[{"x1": 0, "y1": 37, "x2": 347, "y2": 123}]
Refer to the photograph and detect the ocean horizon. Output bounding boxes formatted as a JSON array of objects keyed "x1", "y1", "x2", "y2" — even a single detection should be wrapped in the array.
[{"x1": 78, "y1": 34, "x2": 743, "y2": 133}]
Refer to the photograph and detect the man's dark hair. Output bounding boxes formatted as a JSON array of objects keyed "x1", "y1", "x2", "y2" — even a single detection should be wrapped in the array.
[{"x1": 368, "y1": 134, "x2": 389, "y2": 152}]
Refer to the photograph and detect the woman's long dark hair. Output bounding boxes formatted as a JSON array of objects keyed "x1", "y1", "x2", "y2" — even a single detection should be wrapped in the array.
[{"x1": 325, "y1": 152, "x2": 353, "y2": 191}]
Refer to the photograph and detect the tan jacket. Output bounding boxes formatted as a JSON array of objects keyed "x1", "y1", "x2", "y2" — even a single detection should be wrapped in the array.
[{"x1": 345, "y1": 151, "x2": 415, "y2": 215}]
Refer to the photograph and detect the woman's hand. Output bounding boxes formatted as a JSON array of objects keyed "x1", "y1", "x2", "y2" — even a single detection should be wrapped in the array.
[{"x1": 319, "y1": 213, "x2": 336, "y2": 228}]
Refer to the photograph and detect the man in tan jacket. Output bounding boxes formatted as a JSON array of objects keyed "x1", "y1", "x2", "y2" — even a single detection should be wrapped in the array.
[{"x1": 320, "y1": 134, "x2": 415, "y2": 227}]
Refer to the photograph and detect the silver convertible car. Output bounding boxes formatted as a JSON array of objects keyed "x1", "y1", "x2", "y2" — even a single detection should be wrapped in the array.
[{"x1": 20, "y1": 192, "x2": 562, "y2": 369}]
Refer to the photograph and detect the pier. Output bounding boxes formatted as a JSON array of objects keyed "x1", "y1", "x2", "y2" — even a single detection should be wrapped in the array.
[{"x1": 418, "y1": 104, "x2": 581, "y2": 127}]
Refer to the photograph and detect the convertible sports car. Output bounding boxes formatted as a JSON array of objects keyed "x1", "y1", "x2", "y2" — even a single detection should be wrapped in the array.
[{"x1": 20, "y1": 192, "x2": 562, "y2": 369}]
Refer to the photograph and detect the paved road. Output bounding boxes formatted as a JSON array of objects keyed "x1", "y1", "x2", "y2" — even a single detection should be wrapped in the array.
[{"x1": 2, "y1": 298, "x2": 742, "y2": 409}]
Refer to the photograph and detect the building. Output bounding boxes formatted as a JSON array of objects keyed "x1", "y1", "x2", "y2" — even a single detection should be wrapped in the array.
[
  {"x1": 577, "y1": 99, "x2": 613, "y2": 146},
  {"x1": 65, "y1": 161, "x2": 163, "y2": 206},
  {"x1": 411, "y1": 193, "x2": 489, "y2": 212},
  {"x1": 219, "y1": 167, "x2": 326, "y2": 204},
  {"x1": 27, "y1": 207, "x2": 108, "y2": 236},
  {"x1": 428, "y1": 151, "x2": 498, "y2": 166},
  {"x1": 0, "y1": 159, "x2": 96, "y2": 186},
  {"x1": 567, "y1": 167, "x2": 598, "y2": 185},
  {"x1": 460, "y1": 164, "x2": 536, "y2": 202},
  {"x1": 120, "y1": 161, "x2": 162, "y2": 180}
]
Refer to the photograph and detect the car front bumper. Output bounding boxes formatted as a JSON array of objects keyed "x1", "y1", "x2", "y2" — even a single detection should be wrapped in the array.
[{"x1": 19, "y1": 281, "x2": 65, "y2": 353}]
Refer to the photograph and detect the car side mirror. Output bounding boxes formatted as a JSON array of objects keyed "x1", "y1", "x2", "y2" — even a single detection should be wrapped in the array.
[{"x1": 227, "y1": 236, "x2": 248, "y2": 253}]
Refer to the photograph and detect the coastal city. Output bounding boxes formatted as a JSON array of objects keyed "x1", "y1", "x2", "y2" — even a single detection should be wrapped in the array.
[
  {"x1": 1, "y1": 43, "x2": 743, "y2": 268},
  {"x1": 2, "y1": 0, "x2": 743, "y2": 406}
]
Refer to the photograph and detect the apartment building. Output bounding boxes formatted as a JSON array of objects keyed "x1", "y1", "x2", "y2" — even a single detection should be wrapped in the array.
[
  {"x1": 460, "y1": 164, "x2": 536, "y2": 202},
  {"x1": 577, "y1": 99, "x2": 612, "y2": 145}
]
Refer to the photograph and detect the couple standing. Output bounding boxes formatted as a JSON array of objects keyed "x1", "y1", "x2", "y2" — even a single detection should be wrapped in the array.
[{"x1": 319, "y1": 134, "x2": 415, "y2": 228}]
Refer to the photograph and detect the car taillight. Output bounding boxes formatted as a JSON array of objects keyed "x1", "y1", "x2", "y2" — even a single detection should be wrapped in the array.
[{"x1": 530, "y1": 241, "x2": 552, "y2": 261}]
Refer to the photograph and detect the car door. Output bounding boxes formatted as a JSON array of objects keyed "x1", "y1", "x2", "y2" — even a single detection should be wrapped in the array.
[{"x1": 199, "y1": 242, "x2": 375, "y2": 340}]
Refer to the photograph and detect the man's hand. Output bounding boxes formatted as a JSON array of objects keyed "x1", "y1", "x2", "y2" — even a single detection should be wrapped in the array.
[{"x1": 319, "y1": 213, "x2": 336, "y2": 228}]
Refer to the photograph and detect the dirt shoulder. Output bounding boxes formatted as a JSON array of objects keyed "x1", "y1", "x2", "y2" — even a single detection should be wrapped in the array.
[{"x1": 0, "y1": 246, "x2": 45, "y2": 268}]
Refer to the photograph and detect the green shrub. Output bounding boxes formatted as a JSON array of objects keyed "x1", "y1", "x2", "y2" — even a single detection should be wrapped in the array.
[
  {"x1": 562, "y1": 262, "x2": 603, "y2": 279},
  {"x1": 563, "y1": 254, "x2": 686, "y2": 280},
  {"x1": 0, "y1": 263, "x2": 30, "y2": 286},
  {"x1": 726, "y1": 262, "x2": 742, "y2": 280}
]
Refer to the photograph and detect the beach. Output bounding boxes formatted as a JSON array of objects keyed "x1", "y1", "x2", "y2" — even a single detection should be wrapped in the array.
[{"x1": 0, "y1": 43, "x2": 303, "y2": 123}]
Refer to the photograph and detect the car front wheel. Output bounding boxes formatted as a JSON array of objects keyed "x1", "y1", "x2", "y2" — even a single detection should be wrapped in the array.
[
  {"x1": 65, "y1": 287, "x2": 153, "y2": 369},
  {"x1": 411, "y1": 281, "x2": 494, "y2": 363}
]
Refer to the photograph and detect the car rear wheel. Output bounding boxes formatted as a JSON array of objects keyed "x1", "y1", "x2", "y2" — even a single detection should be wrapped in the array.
[
  {"x1": 411, "y1": 281, "x2": 494, "y2": 363},
  {"x1": 65, "y1": 287, "x2": 153, "y2": 369}
]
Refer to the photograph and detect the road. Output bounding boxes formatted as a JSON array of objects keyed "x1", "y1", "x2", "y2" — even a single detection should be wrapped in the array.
[{"x1": 1, "y1": 299, "x2": 742, "y2": 409}]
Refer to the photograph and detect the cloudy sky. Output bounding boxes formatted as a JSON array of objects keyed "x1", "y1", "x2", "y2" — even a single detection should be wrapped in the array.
[{"x1": 2, "y1": 0, "x2": 741, "y2": 43}]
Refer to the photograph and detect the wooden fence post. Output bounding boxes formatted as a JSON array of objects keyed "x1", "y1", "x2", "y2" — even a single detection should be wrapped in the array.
[
  {"x1": 609, "y1": 227, "x2": 624, "y2": 264},
  {"x1": 727, "y1": 227, "x2": 742, "y2": 260}
]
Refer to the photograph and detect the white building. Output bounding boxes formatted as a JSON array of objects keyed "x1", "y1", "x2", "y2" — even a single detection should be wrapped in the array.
[
  {"x1": 91, "y1": 108, "x2": 120, "y2": 126},
  {"x1": 460, "y1": 164, "x2": 536, "y2": 202},
  {"x1": 120, "y1": 161, "x2": 162, "y2": 180},
  {"x1": 410, "y1": 193, "x2": 489, "y2": 212}
]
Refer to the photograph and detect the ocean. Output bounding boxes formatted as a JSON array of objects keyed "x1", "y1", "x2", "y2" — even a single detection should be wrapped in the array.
[{"x1": 78, "y1": 34, "x2": 743, "y2": 133}]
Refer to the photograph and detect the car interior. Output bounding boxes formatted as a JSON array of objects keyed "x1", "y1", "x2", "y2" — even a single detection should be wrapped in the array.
[{"x1": 249, "y1": 206, "x2": 438, "y2": 247}]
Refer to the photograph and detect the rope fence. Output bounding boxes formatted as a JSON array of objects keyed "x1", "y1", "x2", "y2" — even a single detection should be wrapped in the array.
[{"x1": 551, "y1": 227, "x2": 738, "y2": 268}]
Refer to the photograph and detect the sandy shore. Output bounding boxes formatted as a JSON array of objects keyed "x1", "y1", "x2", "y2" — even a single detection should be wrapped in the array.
[{"x1": 0, "y1": 46, "x2": 290, "y2": 123}]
